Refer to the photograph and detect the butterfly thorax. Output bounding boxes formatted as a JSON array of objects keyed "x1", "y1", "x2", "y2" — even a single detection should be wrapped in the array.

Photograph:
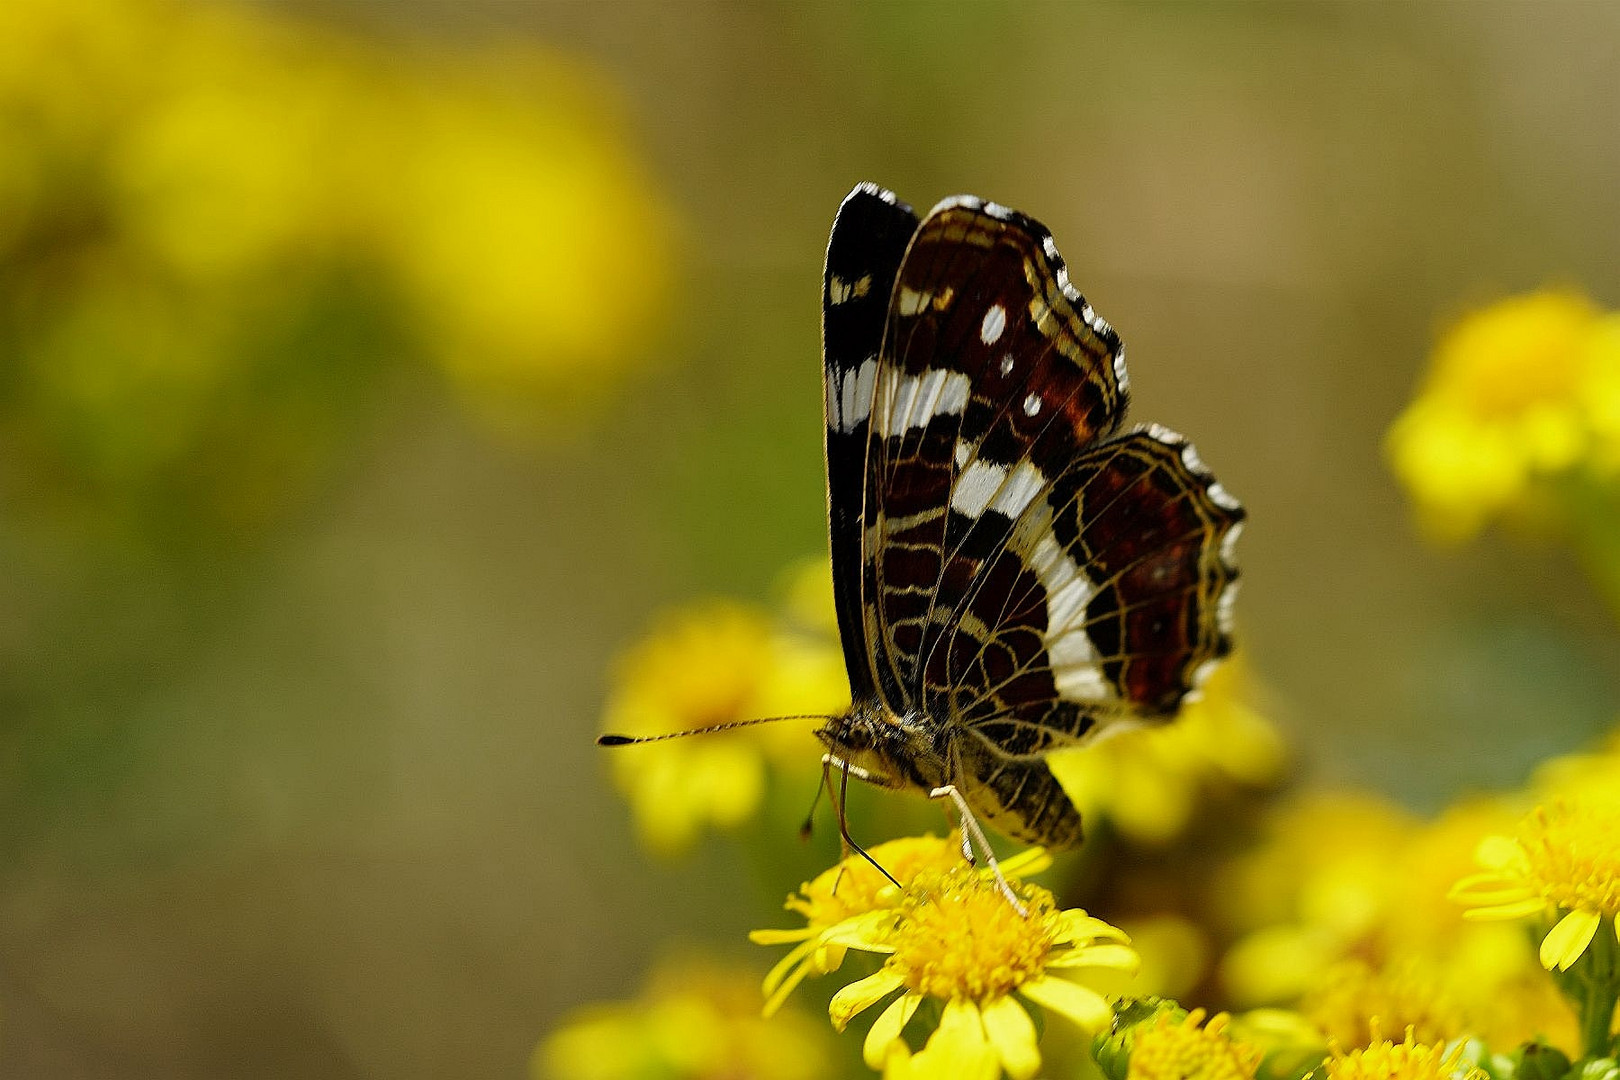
[{"x1": 815, "y1": 698, "x2": 950, "y2": 794}]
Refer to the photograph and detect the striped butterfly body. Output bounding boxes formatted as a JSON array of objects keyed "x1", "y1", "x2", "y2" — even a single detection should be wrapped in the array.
[{"x1": 815, "y1": 183, "x2": 1244, "y2": 850}]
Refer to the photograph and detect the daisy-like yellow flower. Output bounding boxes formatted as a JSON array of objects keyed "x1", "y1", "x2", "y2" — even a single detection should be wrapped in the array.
[
  {"x1": 750, "y1": 833, "x2": 1051, "y2": 1016},
  {"x1": 1048, "y1": 655, "x2": 1286, "y2": 846},
  {"x1": 819, "y1": 864, "x2": 1138, "y2": 1080},
  {"x1": 1451, "y1": 796, "x2": 1620, "y2": 972},
  {"x1": 1322, "y1": 1029, "x2": 1484, "y2": 1080},
  {"x1": 1125, "y1": 1008, "x2": 1264, "y2": 1080},
  {"x1": 601, "y1": 600, "x2": 847, "y2": 855}
]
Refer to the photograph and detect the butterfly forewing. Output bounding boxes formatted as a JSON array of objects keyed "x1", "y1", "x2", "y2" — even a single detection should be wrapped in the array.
[{"x1": 822, "y1": 183, "x2": 920, "y2": 705}]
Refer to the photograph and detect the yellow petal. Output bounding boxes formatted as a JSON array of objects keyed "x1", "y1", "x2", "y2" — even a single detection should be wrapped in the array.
[
  {"x1": 981, "y1": 995, "x2": 1041, "y2": 1080},
  {"x1": 764, "y1": 946, "x2": 821, "y2": 1018},
  {"x1": 999, "y1": 847, "x2": 1053, "y2": 878},
  {"x1": 829, "y1": 968, "x2": 906, "y2": 1031},
  {"x1": 1447, "y1": 872, "x2": 1534, "y2": 904},
  {"x1": 1019, "y1": 974, "x2": 1113, "y2": 1033},
  {"x1": 1463, "y1": 897, "x2": 1551, "y2": 921},
  {"x1": 1541, "y1": 908, "x2": 1602, "y2": 971},
  {"x1": 864, "y1": 992, "x2": 922, "y2": 1070},
  {"x1": 823, "y1": 909, "x2": 899, "y2": 951},
  {"x1": 1047, "y1": 943, "x2": 1140, "y2": 973},
  {"x1": 750, "y1": 927, "x2": 816, "y2": 945},
  {"x1": 761, "y1": 935, "x2": 818, "y2": 996},
  {"x1": 898, "y1": 1000, "x2": 998, "y2": 1080},
  {"x1": 1474, "y1": 834, "x2": 1529, "y2": 871},
  {"x1": 1053, "y1": 911, "x2": 1130, "y2": 943}
]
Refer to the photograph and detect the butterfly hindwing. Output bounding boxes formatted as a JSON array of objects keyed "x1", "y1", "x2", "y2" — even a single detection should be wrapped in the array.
[{"x1": 941, "y1": 424, "x2": 1244, "y2": 766}]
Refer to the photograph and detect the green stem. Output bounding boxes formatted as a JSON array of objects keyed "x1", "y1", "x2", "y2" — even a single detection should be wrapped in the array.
[{"x1": 1581, "y1": 975, "x2": 1618, "y2": 1060}]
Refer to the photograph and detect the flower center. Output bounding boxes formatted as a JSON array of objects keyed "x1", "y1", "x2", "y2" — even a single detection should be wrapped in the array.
[
  {"x1": 886, "y1": 868, "x2": 1055, "y2": 1001},
  {"x1": 1325, "y1": 1030, "x2": 1481, "y2": 1080},
  {"x1": 1520, "y1": 799, "x2": 1620, "y2": 917},
  {"x1": 1127, "y1": 1010, "x2": 1261, "y2": 1080},
  {"x1": 786, "y1": 834, "x2": 964, "y2": 927}
]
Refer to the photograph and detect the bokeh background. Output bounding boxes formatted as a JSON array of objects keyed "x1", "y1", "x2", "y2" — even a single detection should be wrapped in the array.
[{"x1": 4, "y1": 1, "x2": 1620, "y2": 1076}]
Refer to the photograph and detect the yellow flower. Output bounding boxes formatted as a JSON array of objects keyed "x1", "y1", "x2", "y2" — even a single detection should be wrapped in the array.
[
  {"x1": 821, "y1": 865, "x2": 1137, "y2": 1080},
  {"x1": 601, "y1": 600, "x2": 847, "y2": 855},
  {"x1": 1387, "y1": 290, "x2": 1603, "y2": 542},
  {"x1": 1322, "y1": 1029, "x2": 1484, "y2": 1080},
  {"x1": 535, "y1": 957, "x2": 832, "y2": 1080},
  {"x1": 1126, "y1": 1009, "x2": 1264, "y2": 1080},
  {"x1": 1216, "y1": 792, "x2": 1417, "y2": 1005},
  {"x1": 1581, "y1": 315, "x2": 1620, "y2": 474},
  {"x1": 1452, "y1": 795, "x2": 1620, "y2": 971},
  {"x1": 1048, "y1": 655, "x2": 1286, "y2": 846},
  {"x1": 1299, "y1": 960, "x2": 1470, "y2": 1051},
  {"x1": 751, "y1": 833, "x2": 1052, "y2": 1016},
  {"x1": 0, "y1": 0, "x2": 678, "y2": 533}
]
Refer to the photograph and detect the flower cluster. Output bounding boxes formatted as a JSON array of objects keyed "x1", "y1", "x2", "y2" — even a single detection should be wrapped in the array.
[
  {"x1": 1387, "y1": 289, "x2": 1620, "y2": 544},
  {"x1": 536, "y1": 957, "x2": 833, "y2": 1080},
  {"x1": 0, "y1": 0, "x2": 674, "y2": 535}
]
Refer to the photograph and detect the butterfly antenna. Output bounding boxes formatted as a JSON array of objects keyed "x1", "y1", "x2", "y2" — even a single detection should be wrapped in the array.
[{"x1": 597, "y1": 714, "x2": 833, "y2": 746}]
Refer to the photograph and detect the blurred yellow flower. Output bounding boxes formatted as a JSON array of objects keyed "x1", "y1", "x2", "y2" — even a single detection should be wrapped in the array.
[
  {"x1": 0, "y1": 0, "x2": 675, "y2": 534},
  {"x1": 1386, "y1": 290, "x2": 1617, "y2": 543},
  {"x1": 1125, "y1": 1009, "x2": 1263, "y2": 1080},
  {"x1": 750, "y1": 833, "x2": 1051, "y2": 1016},
  {"x1": 1299, "y1": 959, "x2": 1468, "y2": 1051},
  {"x1": 1217, "y1": 792, "x2": 1417, "y2": 1004},
  {"x1": 1048, "y1": 655, "x2": 1287, "y2": 846},
  {"x1": 1322, "y1": 1029, "x2": 1483, "y2": 1080},
  {"x1": 1214, "y1": 790, "x2": 1570, "y2": 1051},
  {"x1": 601, "y1": 600, "x2": 848, "y2": 855},
  {"x1": 1452, "y1": 795, "x2": 1620, "y2": 972},
  {"x1": 816, "y1": 864, "x2": 1137, "y2": 1080},
  {"x1": 535, "y1": 957, "x2": 832, "y2": 1080}
]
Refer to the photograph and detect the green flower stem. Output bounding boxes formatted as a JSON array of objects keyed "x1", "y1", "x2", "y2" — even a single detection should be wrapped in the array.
[{"x1": 1584, "y1": 977, "x2": 1620, "y2": 1060}]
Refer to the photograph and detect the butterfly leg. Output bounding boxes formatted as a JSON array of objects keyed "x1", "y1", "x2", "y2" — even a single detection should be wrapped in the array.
[
  {"x1": 822, "y1": 756, "x2": 901, "y2": 892},
  {"x1": 929, "y1": 784, "x2": 1028, "y2": 917}
]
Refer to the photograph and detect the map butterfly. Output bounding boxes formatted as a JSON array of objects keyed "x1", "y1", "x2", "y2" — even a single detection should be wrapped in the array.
[{"x1": 815, "y1": 182, "x2": 1244, "y2": 851}]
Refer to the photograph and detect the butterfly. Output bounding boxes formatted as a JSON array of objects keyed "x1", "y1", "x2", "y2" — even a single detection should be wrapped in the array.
[{"x1": 814, "y1": 183, "x2": 1244, "y2": 852}]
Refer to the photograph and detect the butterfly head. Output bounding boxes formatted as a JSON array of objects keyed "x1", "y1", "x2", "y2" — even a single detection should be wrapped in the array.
[{"x1": 815, "y1": 699, "x2": 948, "y2": 794}]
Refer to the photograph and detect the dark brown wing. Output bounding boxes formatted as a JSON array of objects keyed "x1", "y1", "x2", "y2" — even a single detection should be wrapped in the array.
[
  {"x1": 862, "y1": 197, "x2": 1129, "y2": 713},
  {"x1": 822, "y1": 183, "x2": 920, "y2": 705}
]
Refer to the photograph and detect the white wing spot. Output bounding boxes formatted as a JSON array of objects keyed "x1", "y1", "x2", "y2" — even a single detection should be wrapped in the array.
[
  {"x1": 897, "y1": 287, "x2": 929, "y2": 316},
  {"x1": 999, "y1": 354, "x2": 1015, "y2": 377},
  {"x1": 1027, "y1": 530, "x2": 1109, "y2": 703},
  {"x1": 1023, "y1": 393, "x2": 1042, "y2": 417},
  {"x1": 828, "y1": 274, "x2": 871, "y2": 305},
  {"x1": 830, "y1": 357, "x2": 878, "y2": 433},
  {"x1": 954, "y1": 440, "x2": 973, "y2": 468},
  {"x1": 1208, "y1": 482, "x2": 1242, "y2": 511},
  {"x1": 1221, "y1": 520, "x2": 1245, "y2": 565},
  {"x1": 950, "y1": 459, "x2": 1006, "y2": 518},
  {"x1": 989, "y1": 460, "x2": 1045, "y2": 517},
  {"x1": 876, "y1": 369, "x2": 971, "y2": 436},
  {"x1": 1180, "y1": 443, "x2": 1206, "y2": 474},
  {"x1": 980, "y1": 304, "x2": 1007, "y2": 345}
]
